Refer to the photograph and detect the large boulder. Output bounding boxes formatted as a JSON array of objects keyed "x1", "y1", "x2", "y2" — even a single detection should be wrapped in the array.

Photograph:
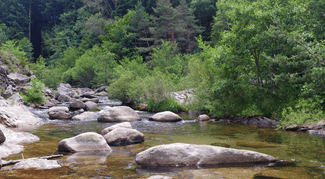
[
  {"x1": 72, "y1": 112, "x2": 98, "y2": 121},
  {"x1": 48, "y1": 106, "x2": 71, "y2": 120},
  {"x1": 103, "y1": 128, "x2": 144, "y2": 146},
  {"x1": 12, "y1": 159, "x2": 61, "y2": 170},
  {"x1": 7, "y1": 73, "x2": 30, "y2": 86},
  {"x1": 149, "y1": 111, "x2": 182, "y2": 122},
  {"x1": 101, "y1": 122, "x2": 133, "y2": 135},
  {"x1": 0, "y1": 97, "x2": 42, "y2": 128},
  {"x1": 69, "y1": 98, "x2": 87, "y2": 110},
  {"x1": 0, "y1": 124, "x2": 40, "y2": 158},
  {"x1": 85, "y1": 101, "x2": 98, "y2": 111},
  {"x1": 97, "y1": 106, "x2": 141, "y2": 122},
  {"x1": 136, "y1": 143, "x2": 276, "y2": 167},
  {"x1": 58, "y1": 132, "x2": 111, "y2": 153},
  {"x1": 57, "y1": 93, "x2": 71, "y2": 102}
]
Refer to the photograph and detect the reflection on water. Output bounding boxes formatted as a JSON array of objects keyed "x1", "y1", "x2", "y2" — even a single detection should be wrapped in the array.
[{"x1": 1, "y1": 97, "x2": 325, "y2": 178}]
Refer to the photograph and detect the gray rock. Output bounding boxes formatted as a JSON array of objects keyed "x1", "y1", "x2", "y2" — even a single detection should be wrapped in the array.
[
  {"x1": 198, "y1": 114, "x2": 210, "y2": 121},
  {"x1": 101, "y1": 122, "x2": 133, "y2": 135},
  {"x1": 81, "y1": 92, "x2": 97, "y2": 98},
  {"x1": 308, "y1": 129, "x2": 325, "y2": 137},
  {"x1": 0, "y1": 129, "x2": 5, "y2": 144},
  {"x1": 95, "y1": 86, "x2": 107, "y2": 93},
  {"x1": 58, "y1": 132, "x2": 111, "y2": 153},
  {"x1": 40, "y1": 102, "x2": 55, "y2": 109},
  {"x1": 98, "y1": 106, "x2": 141, "y2": 122},
  {"x1": 7, "y1": 93, "x2": 24, "y2": 106},
  {"x1": 71, "y1": 108, "x2": 84, "y2": 116},
  {"x1": 69, "y1": 98, "x2": 87, "y2": 110},
  {"x1": 243, "y1": 116, "x2": 279, "y2": 128},
  {"x1": 2, "y1": 85, "x2": 13, "y2": 98},
  {"x1": 7, "y1": 73, "x2": 30, "y2": 85},
  {"x1": 171, "y1": 89, "x2": 194, "y2": 105},
  {"x1": 43, "y1": 88, "x2": 55, "y2": 99},
  {"x1": 12, "y1": 159, "x2": 61, "y2": 170},
  {"x1": 0, "y1": 101, "x2": 42, "y2": 128},
  {"x1": 72, "y1": 112, "x2": 98, "y2": 121},
  {"x1": 149, "y1": 111, "x2": 182, "y2": 122},
  {"x1": 317, "y1": 120, "x2": 325, "y2": 129},
  {"x1": 104, "y1": 128, "x2": 144, "y2": 146},
  {"x1": 48, "y1": 106, "x2": 71, "y2": 120},
  {"x1": 0, "y1": 65, "x2": 9, "y2": 75},
  {"x1": 57, "y1": 93, "x2": 71, "y2": 102},
  {"x1": 285, "y1": 124, "x2": 300, "y2": 131},
  {"x1": 85, "y1": 101, "x2": 97, "y2": 111},
  {"x1": 0, "y1": 124, "x2": 40, "y2": 158},
  {"x1": 136, "y1": 143, "x2": 276, "y2": 167}
]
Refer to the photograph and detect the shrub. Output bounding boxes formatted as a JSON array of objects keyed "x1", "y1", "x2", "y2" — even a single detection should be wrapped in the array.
[
  {"x1": 22, "y1": 78, "x2": 48, "y2": 105},
  {"x1": 279, "y1": 98, "x2": 325, "y2": 127},
  {"x1": 146, "y1": 97, "x2": 184, "y2": 113}
]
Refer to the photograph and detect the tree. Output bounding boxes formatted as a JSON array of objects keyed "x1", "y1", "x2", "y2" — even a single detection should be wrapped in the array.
[{"x1": 129, "y1": 1, "x2": 154, "y2": 57}]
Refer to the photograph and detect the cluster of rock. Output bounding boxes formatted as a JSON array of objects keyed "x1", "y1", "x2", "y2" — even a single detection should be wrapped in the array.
[
  {"x1": 285, "y1": 120, "x2": 325, "y2": 137},
  {"x1": 47, "y1": 83, "x2": 107, "y2": 120},
  {"x1": 57, "y1": 122, "x2": 144, "y2": 152}
]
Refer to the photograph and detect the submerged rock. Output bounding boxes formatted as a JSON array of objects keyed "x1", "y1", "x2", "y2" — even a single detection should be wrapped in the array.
[
  {"x1": 97, "y1": 106, "x2": 141, "y2": 122},
  {"x1": 101, "y1": 122, "x2": 133, "y2": 135},
  {"x1": 12, "y1": 159, "x2": 61, "y2": 170},
  {"x1": 149, "y1": 111, "x2": 182, "y2": 122},
  {"x1": 136, "y1": 143, "x2": 276, "y2": 167},
  {"x1": 103, "y1": 128, "x2": 144, "y2": 146},
  {"x1": 58, "y1": 132, "x2": 111, "y2": 153}
]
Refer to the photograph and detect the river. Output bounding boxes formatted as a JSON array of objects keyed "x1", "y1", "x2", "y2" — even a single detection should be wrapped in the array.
[{"x1": 1, "y1": 96, "x2": 325, "y2": 178}]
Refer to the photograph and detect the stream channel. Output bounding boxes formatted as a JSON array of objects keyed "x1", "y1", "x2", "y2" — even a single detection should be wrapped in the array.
[{"x1": 1, "y1": 96, "x2": 325, "y2": 178}]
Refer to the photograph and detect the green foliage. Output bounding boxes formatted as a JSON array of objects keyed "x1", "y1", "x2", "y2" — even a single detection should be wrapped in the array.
[
  {"x1": 0, "y1": 24, "x2": 8, "y2": 46},
  {"x1": 30, "y1": 56, "x2": 62, "y2": 88},
  {"x1": 22, "y1": 78, "x2": 48, "y2": 105},
  {"x1": 18, "y1": 37, "x2": 33, "y2": 61},
  {"x1": 280, "y1": 98, "x2": 325, "y2": 126},
  {"x1": 146, "y1": 97, "x2": 184, "y2": 113}
]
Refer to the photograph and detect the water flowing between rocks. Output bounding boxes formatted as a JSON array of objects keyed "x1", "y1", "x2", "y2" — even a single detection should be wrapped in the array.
[{"x1": 1, "y1": 96, "x2": 325, "y2": 178}]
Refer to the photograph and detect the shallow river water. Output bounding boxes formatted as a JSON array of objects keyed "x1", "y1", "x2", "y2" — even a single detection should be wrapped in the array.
[{"x1": 1, "y1": 97, "x2": 325, "y2": 178}]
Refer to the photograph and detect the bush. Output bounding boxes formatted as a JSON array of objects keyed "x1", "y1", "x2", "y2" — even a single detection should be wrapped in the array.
[
  {"x1": 22, "y1": 78, "x2": 48, "y2": 105},
  {"x1": 279, "y1": 98, "x2": 325, "y2": 127},
  {"x1": 146, "y1": 97, "x2": 184, "y2": 113}
]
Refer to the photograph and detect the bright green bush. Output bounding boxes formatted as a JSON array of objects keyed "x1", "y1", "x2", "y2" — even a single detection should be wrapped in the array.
[
  {"x1": 22, "y1": 78, "x2": 48, "y2": 105},
  {"x1": 146, "y1": 97, "x2": 184, "y2": 113},
  {"x1": 280, "y1": 98, "x2": 325, "y2": 127}
]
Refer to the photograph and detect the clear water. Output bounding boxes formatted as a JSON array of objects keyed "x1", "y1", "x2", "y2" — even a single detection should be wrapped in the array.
[{"x1": 1, "y1": 97, "x2": 325, "y2": 179}]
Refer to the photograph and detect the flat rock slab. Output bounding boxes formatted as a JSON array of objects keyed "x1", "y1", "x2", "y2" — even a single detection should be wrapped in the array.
[
  {"x1": 97, "y1": 106, "x2": 141, "y2": 122},
  {"x1": 101, "y1": 122, "x2": 133, "y2": 135},
  {"x1": 58, "y1": 132, "x2": 111, "y2": 153},
  {"x1": 136, "y1": 143, "x2": 276, "y2": 167},
  {"x1": 104, "y1": 128, "x2": 144, "y2": 146},
  {"x1": 12, "y1": 159, "x2": 61, "y2": 170},
  {"x1": 149, "y1": 111, "x2": 182, "y2": 122},
  {"x1": 72, "y1": 112, "x2": 98, "y2": 121}
]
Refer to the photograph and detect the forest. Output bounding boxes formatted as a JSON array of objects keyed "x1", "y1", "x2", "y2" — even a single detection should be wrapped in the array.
[{"x1": 1, "y1": 0, "x2": 325, "y2": 126}]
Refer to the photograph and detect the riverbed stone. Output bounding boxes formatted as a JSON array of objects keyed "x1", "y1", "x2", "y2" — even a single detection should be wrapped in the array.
[
  {"x1": 57, "y1": 93, "x2": 71, "y2": 102},
  {"x1": 85, "y1": 101, "x2": 97, "y2": 111},
  {"x1": 12, "y1": 158, "x2": 61, "y2": 170},
  {"x1": 97, "y1": 106, "x2": 141, "y2": 122},
  {"x1": 136, "y1": 143, "x2": 276, "y2": 167},
  {"x1": 103, "y1": 128, "x2": 144, "y2": 146},
  {"x1": 198, "y1": 114, "x2": 210, "y2": 121},
  {"x1": 48, "y1": 106, "x2": 71, "y2": 120},
  {"x1": 146, "y1": 176, "x2": 172, "y2": 179},
  {"x1": 0, "y1": 129, "x2": 5, "y2": 144},
  {"x1": 72, "y1": 112, "x2": 98, "y2": 121},
  {"x1": 69, "y1": 98, "x2": 87, "y2": 110},
  {"x1": 308, "y1": 129, "x2": 325, "y2": 137},
  {"x1": 81, "y1": 92, "x2": 97, "y2": 98},
  {"x1": 149, "y1": 111, "x2": 182, "y2": 122},
  {"x1": 101, "y1": 122, "x2": 133, "y2": 135},
  {"x1": 58, "y1": 132, "x2": 112, "y2": 153}
]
